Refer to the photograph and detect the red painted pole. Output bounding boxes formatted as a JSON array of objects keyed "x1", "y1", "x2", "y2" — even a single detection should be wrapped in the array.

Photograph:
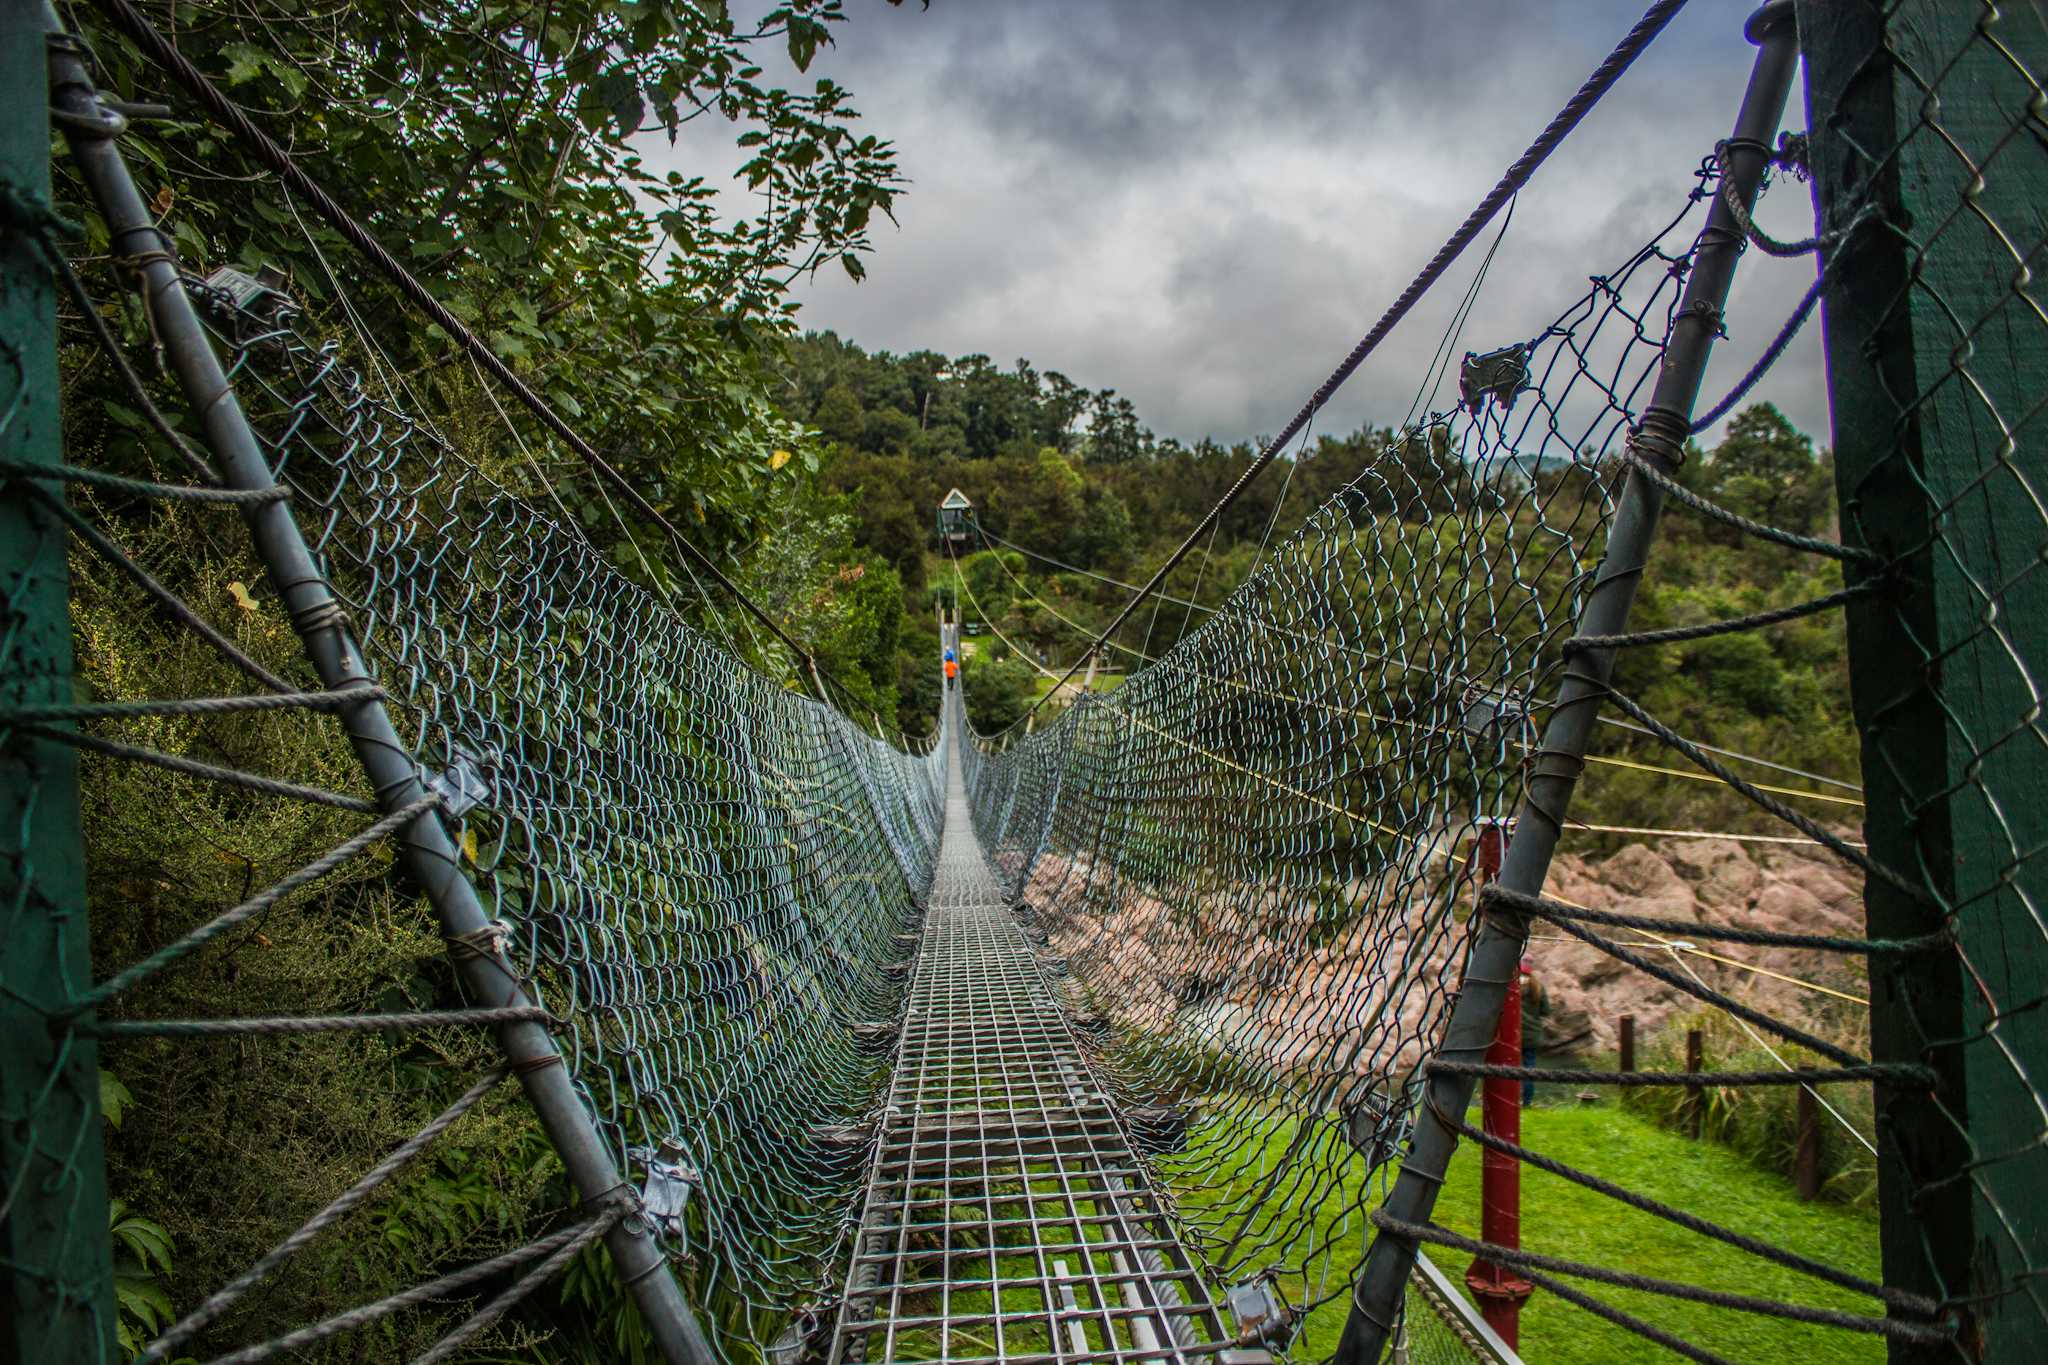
[{"x1": 1464, "y1": 817, "x2": 1534, "y2": 1347}]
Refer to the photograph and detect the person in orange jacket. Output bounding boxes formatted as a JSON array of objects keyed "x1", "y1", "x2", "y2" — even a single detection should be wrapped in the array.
[{"x1": 944, "y1": 657, "x2": 959, "y2": 687}]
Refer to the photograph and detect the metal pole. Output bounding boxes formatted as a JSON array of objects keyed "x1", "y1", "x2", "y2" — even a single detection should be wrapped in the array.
[
  {"x1": 1463, "y1": 822, "x2": 1531, "y2": 1347},
  {"x1": 1334, "y1": 7, "x2": 1801, "y2": 1359},
  {"x1": 1794, "y1": 1085, "x2": 1820, "y2": 1202},
  {"x1": 0, "y1": 11, "x2": 116, "y2": 1359},
  {"x1": 41, "y1": 32, "x2": 715, "y2": 1365}
]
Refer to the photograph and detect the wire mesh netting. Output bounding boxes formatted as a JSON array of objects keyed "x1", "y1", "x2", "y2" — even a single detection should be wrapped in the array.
[
  {"x1": 957, "y1": 179, "x2": 1716, "y2": 1346},
  {"x1": 2, "y1": 66, "x2": 945, "y2": 1355},
  {"x1": 207, "y1": 291, "x2": 948, "y2": 1312},
  {"x1": 1801, "y1": 0, "x2": 2048, "y2": 1353},
  {"x1": 0, "y1": 17, "x2": 118, "y2": 1355},
  {"x1": 1396, "y1": 1254, "x2": 1516, "y2": 1365},
  {"x1": 5, "y1": 1, "x2": 2047, "y2": 1363},
  {"x1": 953, "y1": 4, "x2": 2036, "y2": 1357}
]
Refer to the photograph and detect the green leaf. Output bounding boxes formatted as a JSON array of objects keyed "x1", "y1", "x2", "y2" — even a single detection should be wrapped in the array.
[
  {"x1": 100, "y1": 1069, "x2": 133, "y2": 1128},
  {"x1": 787, "y1": 18, "x2": 821, "y2": 73},
  {"x1": 110, "y1": 1203, "x2": 174, "y2": 1274},
  {"x1": 115, "y1": 1273, "x2": 172, "y2": 1333},
  {"x1": 219, "y1": 43, "x2": 267, "y2": 86}
]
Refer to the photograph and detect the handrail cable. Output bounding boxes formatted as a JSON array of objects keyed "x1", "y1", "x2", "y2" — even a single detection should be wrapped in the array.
[
  {"x1": 1011, "y1": 0, "x2": 1694, "y2": 726},
  {"x1": 977, "y1": 524, "x2": 1863, "y2": 800}
]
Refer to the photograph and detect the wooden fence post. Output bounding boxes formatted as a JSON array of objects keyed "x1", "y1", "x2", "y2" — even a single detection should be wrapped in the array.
[
  {"x1": 1795, "y1": 1086, "x2": 1821, "y2": 1202},
  {"x1": 1683, "y1": 1028, "x2": 1704, "y2": 1139}
]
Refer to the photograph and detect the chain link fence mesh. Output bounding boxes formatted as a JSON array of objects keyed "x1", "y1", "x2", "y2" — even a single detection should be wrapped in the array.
[
  {"x1": 4, "y1": 54, "x2": 945, "y2": 1355},
  {"x1": 4, "y1": 1, "x2": 2046, "y2": 1362},
  {"x1": 1802, "y1": 0, "x2": 2048, "y2": 1356}
]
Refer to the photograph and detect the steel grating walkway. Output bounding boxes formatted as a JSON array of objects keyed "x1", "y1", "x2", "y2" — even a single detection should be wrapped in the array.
[{"x1": 828, "y1": 736, "x2": 1269, "y2": 1364}]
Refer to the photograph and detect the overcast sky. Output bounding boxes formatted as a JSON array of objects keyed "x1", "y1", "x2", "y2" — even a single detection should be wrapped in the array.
[{"x1": 642, "y1": 0, "x2": 1833, "y2": 450}]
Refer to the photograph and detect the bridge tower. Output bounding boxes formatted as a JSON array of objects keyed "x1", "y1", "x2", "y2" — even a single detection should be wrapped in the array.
[{"x1": 936, "y1": 487, "x2": 975, "y2": 550}]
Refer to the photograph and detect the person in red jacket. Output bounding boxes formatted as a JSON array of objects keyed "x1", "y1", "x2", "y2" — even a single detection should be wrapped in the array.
[{"x1": 945, "y1": 657, "x2": 959, "y2": 687}]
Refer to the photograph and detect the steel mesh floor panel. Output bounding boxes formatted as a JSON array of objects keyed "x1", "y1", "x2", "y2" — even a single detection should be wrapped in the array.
[{"x1": 829, "y1": 742, "x2": 1255, "y2": 1364}]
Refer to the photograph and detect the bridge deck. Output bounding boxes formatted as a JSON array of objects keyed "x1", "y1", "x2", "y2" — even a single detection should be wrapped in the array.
[{"x1": 829, "y1": 740, "x2": 1263, "y2": 1364}]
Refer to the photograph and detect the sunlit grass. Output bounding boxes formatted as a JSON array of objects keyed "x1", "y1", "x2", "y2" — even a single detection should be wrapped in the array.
[{"x1": 1177, "y1": 1100, "x2": 1885, "y2": 1364}]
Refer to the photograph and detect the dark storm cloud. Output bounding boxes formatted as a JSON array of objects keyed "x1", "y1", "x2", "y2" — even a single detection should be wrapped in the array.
[{"x1": 640, "y1": 0, "x2": 1835, "y2": 449}]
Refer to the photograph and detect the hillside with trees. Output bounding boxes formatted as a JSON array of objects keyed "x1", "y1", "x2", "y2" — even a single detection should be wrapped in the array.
[{"x1": 778, "y1": 332, "x2": 1858, "y2": 841}]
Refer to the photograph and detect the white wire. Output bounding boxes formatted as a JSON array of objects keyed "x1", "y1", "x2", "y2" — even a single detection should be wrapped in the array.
[{"x1": 1662, "y1": 946, "x2": 1879, "y2": 1157}]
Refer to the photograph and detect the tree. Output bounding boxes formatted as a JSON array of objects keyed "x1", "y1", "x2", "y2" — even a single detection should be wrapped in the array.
[
  {"x1": 1068, "y1": 487, "x2": 1135, "y2": 569},
  {"x1": 823, "y1": 451, "x2": 927, "y2": 591},
  {"x1": 958, "y1": 550, "x2": 1023, "y2": 623},
  {"x1": 71, "y1": 0, "x2": 905, "y2": 624},
  {"x1": 1085, "y1": 391, "x2": 1147, "y2": 464},
  {"x1": 1701, "y1": 404, "x2": 1831, "y2": 538},
  {"x1": 1040, "y1": 371, "x2": 1090, "y2": 452},
  {"x1": 811, "y1": 554, "x2": 907, "y2": 727},
  {"x1": 981, "y1": 448, "x2": 1082, "y2": 552},
  {"x1": 815, "y1": 384, "x2": 867, "y2": 447},
  {"x1": 962, "y1": 652, "x2": 1037, "y2": 734}
]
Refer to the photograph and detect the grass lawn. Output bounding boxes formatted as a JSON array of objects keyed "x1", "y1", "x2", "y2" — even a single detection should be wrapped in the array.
[{"x1": 1183, "y1": 1101, "x2": 1885, "y2": 1364}]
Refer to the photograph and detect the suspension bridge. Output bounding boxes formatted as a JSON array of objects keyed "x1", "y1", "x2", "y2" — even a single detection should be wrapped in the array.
[{"x1": 3, "y1": 2, "x2": 2044, "y2": 1364}]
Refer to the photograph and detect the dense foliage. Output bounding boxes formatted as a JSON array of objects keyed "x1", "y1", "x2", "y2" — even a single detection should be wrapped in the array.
[
  {"x1": 57, "y1": 2, "x2": 923, "y2": 1357},
  {"x1": 785, "y1": 335, "x2": 1859, "y2": 843},
  {"x1": 71, "y1": 0, "x2": 907, "y2": 682}
]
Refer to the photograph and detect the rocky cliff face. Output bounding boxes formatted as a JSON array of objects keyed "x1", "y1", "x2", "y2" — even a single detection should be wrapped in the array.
[
  {"x1": 1535, "y1": 836, "x2": 1867, "y2": 1055},
  {"x1": 1022, "y1": 834, "x2": 1866, "y2": 1089}
]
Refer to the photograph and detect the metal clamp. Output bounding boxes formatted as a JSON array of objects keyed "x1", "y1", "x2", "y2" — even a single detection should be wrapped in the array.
[
  {"x1": 426, "y1": 744, "x2": 495, "y2": 819},
  {"x1": 1227, "y1": 1272, "x2": 1298, "y2": 1350},
  {"x1": 1459, "y1": 343, "x2": 1532, "y2": 417},
  {"x1": 627, "y1": 1137, "x2": 702, "y2": 1252}
]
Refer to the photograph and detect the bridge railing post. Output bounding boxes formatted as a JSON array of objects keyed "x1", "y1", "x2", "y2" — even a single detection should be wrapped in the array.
[
  {"x1": 40, "y1": 26, "x2": 716, "y2": 1365},
  {"x1": 0, "y1": 11, "x2": 117, "y2": 1359},
  {"x1": 1334, "y1": 6, "x2": 1803, "y2": 1360},
  {"x1": 1462, "y1": 820, "x2": 1532, "y2": 1348},
  {"x1": 1799, "y1": 1, "x2": 2048, "y2": 1356}
]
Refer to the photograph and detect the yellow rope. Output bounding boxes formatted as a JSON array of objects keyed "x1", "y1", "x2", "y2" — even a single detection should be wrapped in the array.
[
  {"x1": 968, "y1": 546, "x2": 1872, "y2": 1009},
  {"x1": 1100, "y1": 698, "x2": 1869, "y2": 1006}
]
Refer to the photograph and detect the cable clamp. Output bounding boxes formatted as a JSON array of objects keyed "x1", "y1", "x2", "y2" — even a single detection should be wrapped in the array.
[
  {"x1": 1336, "y1": 1074, "x2": 1412, "y2": 1172},
  {"x1": 197, "y1": 264, "x2": 297, "y2": 327},
  {"x1": 1457, "y1": 342, "x2": 1531, "y2": 417},
  {"x1": 626, "y1": 1137, "x2": 702, "y2": 1253},
  {"x1": 1227, "y1": 1271, "x2": 1298, "y2": 1350},
  {"x1": 446, "y1": 920, "x2": 514, "y2": 965},
  {"x1": 1456, "y1": 683, "x2": 1532, "y2": 745},
  {"x1": 425, "y1": 744, "x2": 495, "y2": 819}
]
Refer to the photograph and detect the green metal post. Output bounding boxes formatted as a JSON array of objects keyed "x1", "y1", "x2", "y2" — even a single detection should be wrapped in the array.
[
  {"x1": 0, "y1": 9, "x2": 117, "y2": 1363},
  {"x1": 1800, "y1": 1, "x2": 2048, "y2": 1358}
]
